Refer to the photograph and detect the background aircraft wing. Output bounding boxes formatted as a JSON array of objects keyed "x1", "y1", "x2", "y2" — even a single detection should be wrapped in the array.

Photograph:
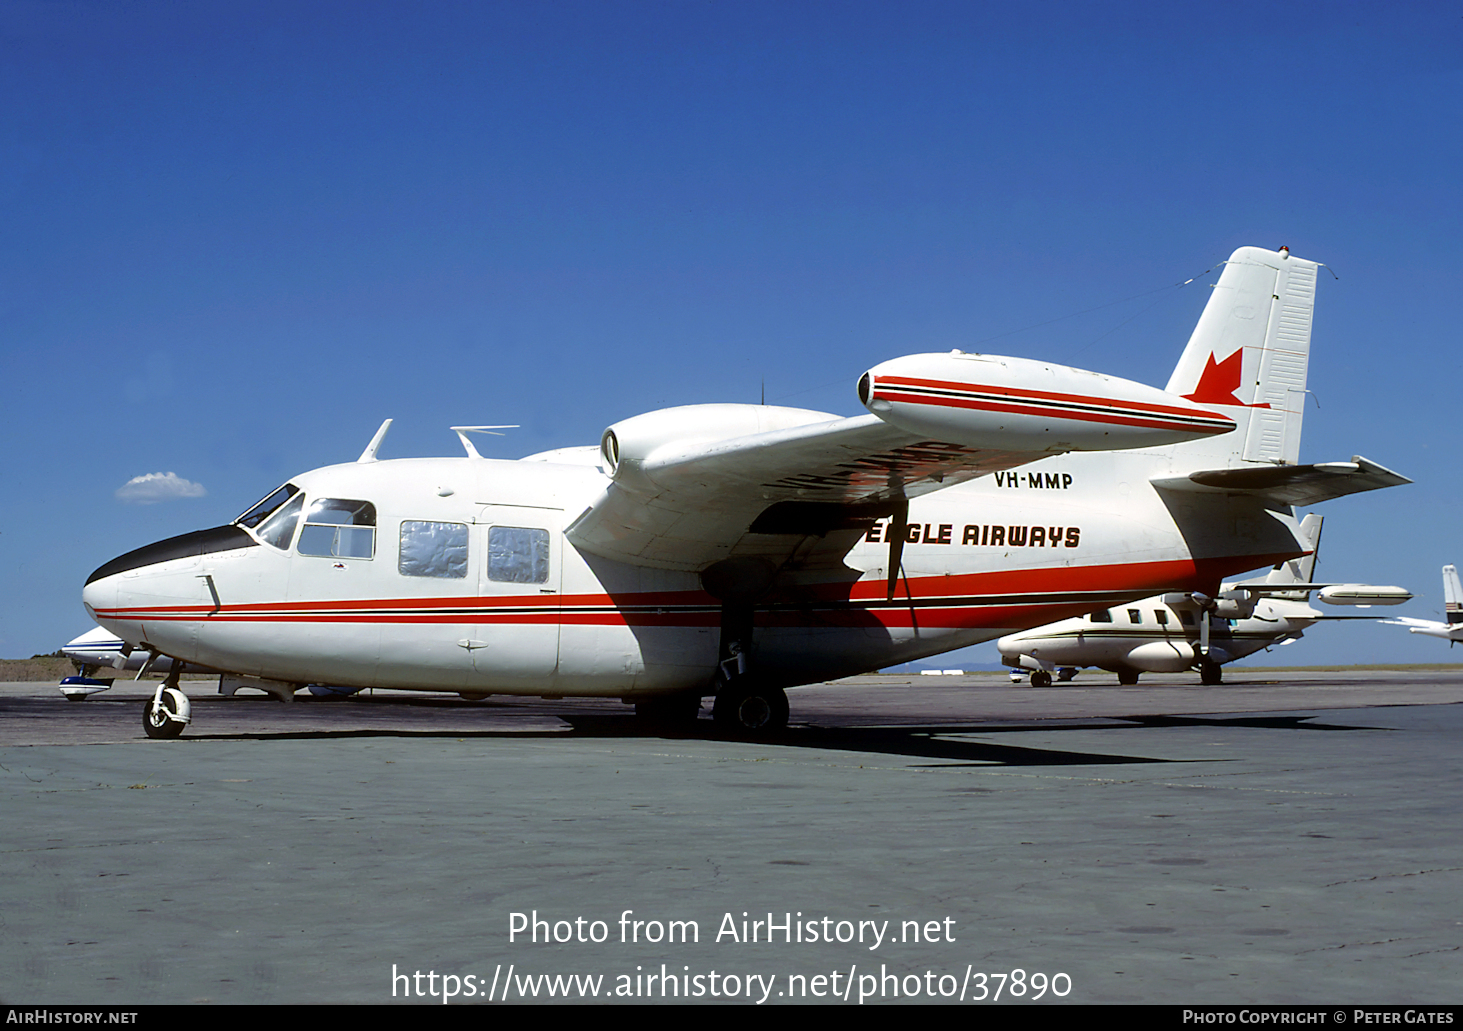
[{"x1": 564, "y1": 413, "x2": 1039, "y2": 572}]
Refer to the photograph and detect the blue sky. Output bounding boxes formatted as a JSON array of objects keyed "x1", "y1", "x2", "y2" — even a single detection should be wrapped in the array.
[{"x1": 2, "y1": 1, "x2": 1460, "y2": 665}]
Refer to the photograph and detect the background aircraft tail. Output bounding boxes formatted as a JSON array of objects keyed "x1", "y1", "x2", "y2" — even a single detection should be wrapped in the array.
[
  {"x1": 1165, "y1": 246, "x2": 1320, "y2": 468},
  {"x1": 1444, "y1": 565, "x2": 1463, "y2": 624},
  {"x1": 1264, "y1": 513, "x2": 1323, "y2": 598}
]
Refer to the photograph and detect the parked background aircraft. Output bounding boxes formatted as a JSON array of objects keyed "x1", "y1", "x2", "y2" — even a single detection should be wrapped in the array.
[
  {"x1": 58, "y1": 625, "x2": 358, "y2": 701},
  {"x1": 56, "y1": 626, "x2": 218, "y2": 700},
  {"x1": 997, "y1": 514, "x2": 1412, "y2": 685},
  {"x1": 79, "y1": 247, "x2": 1408, "y2": 737},
  {"x1": 1380, "y1": 565, "x2": 1463, "y2": 645},
  {"x1": 62, "y1": 625, "x2": 177, "y2": 678}
]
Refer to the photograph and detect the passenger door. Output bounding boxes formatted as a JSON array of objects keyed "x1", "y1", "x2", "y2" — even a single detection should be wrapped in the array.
[{"x1": 465, "y1": 505, "x2": 563, "y2": 684}]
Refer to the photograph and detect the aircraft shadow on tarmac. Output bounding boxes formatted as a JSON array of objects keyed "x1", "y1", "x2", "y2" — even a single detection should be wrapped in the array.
[
  {"x1": 189, "y1": 720, "x2": 1175, "y2": 767},
  {"x1": 184, "y1": 711, "x2": 1378, "y2": 767},
  {"x1": 11, "y1": 691, "x2": 1383, "y2": 766}
]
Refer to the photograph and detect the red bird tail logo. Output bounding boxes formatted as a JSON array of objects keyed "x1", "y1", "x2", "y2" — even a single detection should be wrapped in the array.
[{"x1": 1181, "y1": 349, "x2": 1270, "y2": 408}]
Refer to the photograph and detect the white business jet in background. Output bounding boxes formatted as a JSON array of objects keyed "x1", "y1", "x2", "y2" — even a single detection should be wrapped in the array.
[
  {"x1": 997, "y1": 513, "x2": 1412, "y2": 685},
  {"x1": 81, "y1": 246, "x2": 1409, "y2": 738},
  {"x1": 1380, "y1": 565, "x2": 1463, "y2": 645}
]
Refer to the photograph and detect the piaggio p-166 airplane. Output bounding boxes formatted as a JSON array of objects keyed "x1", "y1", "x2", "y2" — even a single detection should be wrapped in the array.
[
  {"x1": 82, "y1": 246, "x2": 1409, "y2": 738},
  {"x1": 996, "y1": 514, "x2": 1412, "y2": 685}
]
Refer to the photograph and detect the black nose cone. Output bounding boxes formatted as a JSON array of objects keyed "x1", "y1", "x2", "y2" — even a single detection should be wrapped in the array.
[{"x1": 86, "y1": 525, "x2": 259, "y2": 585}]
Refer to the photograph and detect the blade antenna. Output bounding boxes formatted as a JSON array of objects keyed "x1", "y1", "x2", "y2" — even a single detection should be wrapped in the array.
[
  {"x1": 356, "y1": 419, "x2": 393, "y2": 463},
  {"x1": 450, "y1": 425, "x2": 519, "y2": 459}
]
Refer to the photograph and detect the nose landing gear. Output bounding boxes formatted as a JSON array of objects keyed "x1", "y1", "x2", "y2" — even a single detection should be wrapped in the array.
[{"x1": 143, "y1": 670, "x2": 191, "y2": 739}]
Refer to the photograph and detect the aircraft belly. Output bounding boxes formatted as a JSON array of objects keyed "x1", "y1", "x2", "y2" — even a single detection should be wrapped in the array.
[
  {"x1": 465, "y1": 621, "x2": 559, "y2": 688},
  {"x1": 556, "y1": 623, "x2": 716, "y2": 694},
  {"x1": 1126, "y1": 641, "x2": 1195, "y2": 672},
  {"x1": 754, "y1": 625, "x2": 999, "y2": 684}
]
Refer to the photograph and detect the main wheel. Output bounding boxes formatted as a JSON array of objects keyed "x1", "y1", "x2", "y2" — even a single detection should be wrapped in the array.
[
  {"x1": 713, "y1": 683, "x2": 789, "y2": 733},
  {"x1": 1117, "y1": 668, "x2": 1141, "y2": 686},
  {"x1": 1198, "y1": 657, "x2": 1223, "y2": 685},
  {"x1": 143, "y1": 695, "x2": 185, "y2": 739},
  {"x1": 1029, "y1": 670, "x2": 1053, "y2": 688}
]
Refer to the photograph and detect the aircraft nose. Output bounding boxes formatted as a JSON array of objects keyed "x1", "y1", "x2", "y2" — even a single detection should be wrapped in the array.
[{"x1": 84, "y1": 524, "x2": 257, "y2": 653}]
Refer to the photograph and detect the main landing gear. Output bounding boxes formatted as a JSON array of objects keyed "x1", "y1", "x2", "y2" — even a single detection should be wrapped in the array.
[
  {"x1": 143, "y1": 669, "x2": 191, "y2": 740},
  {"x1": 712, "y1": 676, "x2": 789, "y2": 734},
  {"x1": 1198, "y1": 657, "x2": 1224, "y2": 685},
  {"x1": 699, "y1": 557, "x2": 791, "y2": 736}
]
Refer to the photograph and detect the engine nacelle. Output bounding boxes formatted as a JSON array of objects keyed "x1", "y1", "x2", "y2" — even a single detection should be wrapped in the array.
[
  {"x1": 1211, "y1": 589, "x2": 1257, "y2": 620},
  {"x1": 600, "y1": 404, "x2": 835, "y2": 494},
  {"x1": 859, "y1": 352, "x2": 1234, "y2": 452}
]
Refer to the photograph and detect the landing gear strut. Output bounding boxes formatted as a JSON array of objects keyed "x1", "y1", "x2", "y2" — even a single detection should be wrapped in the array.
[{"x1": 700, "y1": 557, "x2": 790, "y2": 735}]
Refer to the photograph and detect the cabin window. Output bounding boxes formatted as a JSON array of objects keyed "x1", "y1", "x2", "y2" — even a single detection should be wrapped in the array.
[
  {"x1": 1155, "y1": 610, "x2": 1169, "y2": 626},
  {"x1": 1088, "y1": 610, "x2": 1113, "y2": 623},
  {"x1": 256, "y1": 493, "x2": 305, "y2": 550},
  {"x1": 487, "y1": 526, "x2": 549, "y2": 584},
  {"x1": 298, "y1": 498, "x2": 377, "y2": 559},
  {"x1": 1179, "y1": 611, "x2": 1195, "y2": 626},
  {"x1": 236, "y1": 483, "x2": 300, "y2": 529},
  {"x1": 1127, "y1": 609, "x2": 1142, "y2": 624},
  {"x1": 399, "y1": 521, "x2": 468, "y2": 579}
]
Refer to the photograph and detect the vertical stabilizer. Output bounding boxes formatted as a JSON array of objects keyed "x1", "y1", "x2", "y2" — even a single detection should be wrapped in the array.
[
  {"x1": 1265, "y1": 513, "x2": 1323, "y2": 597},
  {"x1": 1165, "y1": 246, "x2": 1319, "y2": 466},
  {"x1": 1444, "y1": 565, "x2": 1463, "y2": 624}
]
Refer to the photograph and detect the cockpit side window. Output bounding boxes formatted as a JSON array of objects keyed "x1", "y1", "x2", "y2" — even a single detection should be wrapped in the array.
[
  {"x1": 298, "y1": 499, "x2": 377, "y2": 559},
  {"x1": 236, "y1": 483, "x2": 300, "y2": 529},
  {"x1": 257, "y1": 493, "x2": 305, "y2": 550}
]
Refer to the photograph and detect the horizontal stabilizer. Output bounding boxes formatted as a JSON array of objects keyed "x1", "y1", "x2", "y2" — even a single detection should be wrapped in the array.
[{"x1": 1151, "y1": 455, "x2": 1409, "y2": 506}]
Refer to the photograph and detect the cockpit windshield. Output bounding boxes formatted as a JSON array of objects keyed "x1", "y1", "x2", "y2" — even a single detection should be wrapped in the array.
[
  {"x1": 235, "y1": 483, "x2": 300, "y2": 529},
  {"x1": 256, "y1": 493, "x2": 305, "y2": 550}
]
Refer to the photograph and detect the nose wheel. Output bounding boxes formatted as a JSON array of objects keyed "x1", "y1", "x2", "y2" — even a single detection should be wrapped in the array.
[{"x1": 143, "y1": 675, "x2": 191, "y2": 739}]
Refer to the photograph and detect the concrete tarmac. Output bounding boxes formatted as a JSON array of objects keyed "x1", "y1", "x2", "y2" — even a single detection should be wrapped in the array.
[{"x1": 2, "y1": 671, "x2": 1460, "y2": 1006}]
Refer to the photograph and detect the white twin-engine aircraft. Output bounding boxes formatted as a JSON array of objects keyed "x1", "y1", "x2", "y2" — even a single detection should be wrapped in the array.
[
  {"x1": 996, "y1": 514, "x2": 1412, "y2": 686},
  {"x1": 83, "y1": 246, "x2": 1408, "y2": 738}
]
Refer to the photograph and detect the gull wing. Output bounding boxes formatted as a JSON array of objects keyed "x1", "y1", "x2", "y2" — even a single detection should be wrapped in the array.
[{"x1": 564, "y1": 412, "x2": 1036, "y2": 573}]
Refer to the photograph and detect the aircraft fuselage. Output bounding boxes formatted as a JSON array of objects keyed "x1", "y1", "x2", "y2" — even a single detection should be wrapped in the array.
[{"x1": 83, "y1": 444, "x2": 1305, "y2": 698}]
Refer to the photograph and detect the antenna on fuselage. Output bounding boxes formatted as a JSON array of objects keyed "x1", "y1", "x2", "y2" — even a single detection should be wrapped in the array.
[
  {"x1": 450, "y1": 425, "x2": 519, "y2": 459},
  {"x1": 357, "y1": 419, "x2": 393, "y2": 463}
]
